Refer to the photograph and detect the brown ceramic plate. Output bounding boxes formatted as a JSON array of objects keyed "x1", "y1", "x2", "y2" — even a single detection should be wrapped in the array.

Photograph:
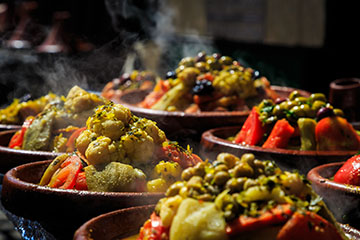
[
  {"x1": 0, "y1": 124, "x2": 21, "y2": 131},
  {"x1": 74, "y1": 205, "x2": 360, "y2": 240},
  {"x1": 307, "y1": 162, "x2": 360, "y2": 229},
  {"x1": 1, "y1": 160, "x2": 164, "y2": 239},
  {"x1": 0, "y1": 130, "x2": 61, "y2": 173},
  {"x1": 112, "y1": 86, "x2": 310, "y2": 141},
  {"x1": 200, "y1": 126, "x2": 358, "y2": 174}
]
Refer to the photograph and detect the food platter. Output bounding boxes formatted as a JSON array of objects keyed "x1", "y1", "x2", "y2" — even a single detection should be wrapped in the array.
[
  {"x1": 74, "y1": 205, "x2": 360, "y2": 240},
  {"x1": 113, "y1": 86, "x2": 310, "y2": 141},
  {"x1": 1, "y1": 160, "x2": 164, "y2": 239},
  {"x1": 307, "y1": 162, "x2": 360, "y2": 229},
  {"x1": 0, "y1": 130, "x2": 61, "y2": 173},
  {"x1": 200, "y1": 126, "x2": 358, "y2": 174}
]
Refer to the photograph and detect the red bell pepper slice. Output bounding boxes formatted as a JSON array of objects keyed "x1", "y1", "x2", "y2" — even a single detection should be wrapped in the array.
[
  {"x1": 226, "y1": 204, "x2": 293, "y2": 235},
  {"x1": 74, "y1": 171, "x2": 88, "y2": 190},
  {"x1": 137, "y1": 213, "x2": 169, "y2": 240},
  {"x1": 277, "y1": 211, "x2": 343, "y2": 240},
  {"x1": 8, "y1": 116, "x2": 35, "y2": 148},
  {"x1": 333, "y1": 154, "x2": 360, "y2": 185},
  {"x1": 234, "y1": 107, "x2": 265, "y2": 145},
  {"x1": 48, "y1": 155, "x2": 83, "y2": 189},
  {"x1": 262, "y1": 119, "x2": 295, "y2": 149},
  {"x1": 66, "y1": 127, "x2": 86, "y2": 152}
]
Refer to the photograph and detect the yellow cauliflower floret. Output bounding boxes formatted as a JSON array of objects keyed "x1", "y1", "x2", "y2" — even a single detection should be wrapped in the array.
[
  {"x1": 131, "y1": 118, "x2": 166, "y2": 144},
  {"x1": 120, "y1": 128, "x2": 155, "y2": 165},
  {"x1": 153, "y1": 161, "x2": 182, "y2": 180},
  {"x1": 85, "y1": 136, "x2": 125, "y2": 165},
  {"x1": 87, "y1": 104, "x2": 132, "y2": 140},
  {"x1": 76, "y1": 129, "x2": 98, "y2": 156},
  {"x1": 147, "y1": 178, "x2": 168, "y2": 192}
]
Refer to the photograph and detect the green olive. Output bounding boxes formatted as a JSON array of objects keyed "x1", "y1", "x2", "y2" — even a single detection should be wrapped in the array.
[
  {"x1": 166, "y1": 182, "x2": 185, "y2": 197},
  {"x1": 241, "y1": 153, "x2": 255, "y2": 166},
  {"x1": 204, "y1": 172, "x2": 214, "y2": 183},
  {"x1": 289, "y1": 90, "x2": 301, "y2": 100},
  {"x1": 219, "y1": 56, "x2": 233, "y2": 65},
  {"x1": 272, "y1": 104, "x2": 285, "y2": 117},
  {"x1": 181, "y1": 168, "x2": 194, "y2": 181},
  {"x1": 294, "y1": 97, "x2": 308, "y2": 104},
  {"x1": 214, "y1": 171, "x2": 230, "y2": 186},
  {"x1": 311, "y1": 100, "x2": 326, "y2": 112},
  {"x1": 290, "y1": 105, "x2": 306, "y2": 118},
  {"x1": 215, "y1": 164, "x2": 229, "y2": 173},
  {"x1": 243, "y1": 178, "x2": 258, "y2": 190},
  {"x1": 264, "y1": 115, "x2": 277, "y2": 125},
  {"x1": 234, "y1": 162, "x2": 254, "y2": 178},
  {"x1": 193, "y1": 165, "x2": 205, "y2": 177},
  {"x1": 333, "y1": 108, "x2": 344, "y2": 117},
  {"x1": 179, "y1": 57, "x2": 195, "y2": 67},
  {"x1": 226, "y1": 177, "x2": 246, "y2": 192},
  {"x1": 299, "y1": 104, "x2": 311, "y2": 117},
  {"x1": 253, "y1": 159, "x2": 265, "y2": 170},
  {"x1": 197, "y1": 193, "x2": 213, "y2": 201},
  {"x1": 195, "y1": 62, "x2": 208, "y2": 72},
  {"x1": 259, "y1": 99, "x2": 274, "y2": 110},
  {"x1": 176, "y1": 65, "x2": 185, "y2": 74},
  {"x1": 207, "y1": 58, "x2": 222, "y2": 70},
  {"x1": 216, "y1": 153, "x2": 239, "y2": 168},
  {"x1": 309, "y1": 93, "x2": 326, "y2": 103}
]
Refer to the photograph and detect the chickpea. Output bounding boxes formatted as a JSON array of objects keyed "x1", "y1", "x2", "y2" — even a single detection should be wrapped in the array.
[
  {"x1": 214, "y1": 171, "x2": 230, "y2": 186},
  {"x1": 234, "y1": 162, "x2": 254, "y2": 178}
]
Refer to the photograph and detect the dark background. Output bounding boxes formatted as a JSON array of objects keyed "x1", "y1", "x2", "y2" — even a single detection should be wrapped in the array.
[{"x1": 1, "y1": 0, "x2": 360, "y2": 106}]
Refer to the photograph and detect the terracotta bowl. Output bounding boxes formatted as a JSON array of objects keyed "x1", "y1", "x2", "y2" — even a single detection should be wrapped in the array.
[
  {"x1": 112, "y1": 86, "x2": 310, "y2": 142},
  {"x1": 307, "y1": 162, "x2": 360, "y2": 228},
  {"x1": 200, "y1": 126, "x2": 358, "y2": 175},
  {"x1": 0, "y1": 130, "x2": 61, "y2": 173},
  {"x1": 1, "y1": 160, "x2": 164, "y2": 240},
  {"x1": 74, "y1": 205, "x2": 360, "y2": 240},
  {"x1": 0, "y1": 124, "x2": 21, "y2": 131}
]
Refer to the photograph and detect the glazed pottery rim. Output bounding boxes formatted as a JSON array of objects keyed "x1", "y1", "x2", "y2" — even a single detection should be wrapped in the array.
[
  {"x1": 330, "y1": 78, "x2": 360, "y2": 90},
  {"x1": 0, "y1": 124, "x2": 21, "y2": 130},
  {"x1": 74, "y1": 204, "x2": 155, "y2": 239},
  {"x1": 202, "y1": 126, "x2": 359, "y2": 157},
  {"x1": 117, "y1": 85, "x2": 310, "y2": 117},
  {"x1": 3, "y1": 160, "x2": 165, "y2": 197},
  {"x1": 307, "y1": 162, "x2": 360, "y2": 195}
]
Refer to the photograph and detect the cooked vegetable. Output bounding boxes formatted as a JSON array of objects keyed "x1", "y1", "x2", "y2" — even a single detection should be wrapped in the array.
[
  {"x1": 0, "y1": 93, "x2": 59, "y2": 124},
  {"x1": 39, "y1": 103, "x2": 202, "y2": 192},
  {"x1": 8, "y1": 116, "x2": 35, "y2": 149},
  {"x1": 298, "y1": 118, "x2": 317, "y2": 150},
  {"x1": 234, "y1": 107, "x2": 265, "y2": 145},
  {"x1": 139, "y1": 52, "x2": 276, "y2": 112},
  {"x1": 333, "y1": 154, "x2": 360, "y2": 185},
  {"x1": 137, "y1": 152, "x2": 347, "y2": 240},
  {"x1": 262, "y1": 119, "x2": 295, "y2": 149},
  {"x1": 234, "y1": 90, "x2": 359, "y2": 151},
  {"x1": 315, "y1": 116, "x2": 360, "y2": 151},
  {"x1": 11, "y1": 86, "x2": 107, "y2": 152}
]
